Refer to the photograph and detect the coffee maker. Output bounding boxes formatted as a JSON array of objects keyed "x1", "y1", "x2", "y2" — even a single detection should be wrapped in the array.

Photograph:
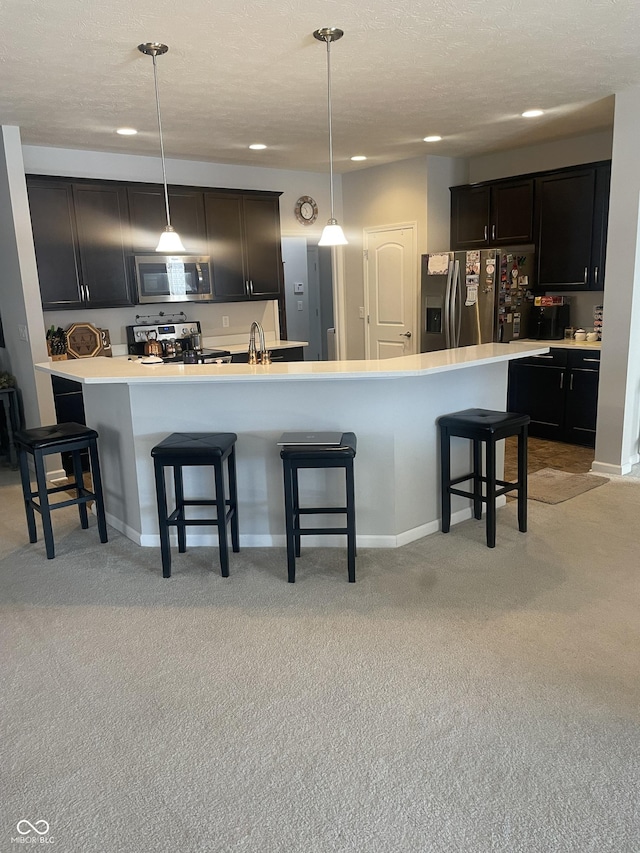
[{"x1": 527, "y1": 304, "x2": 570, "y2": 340}]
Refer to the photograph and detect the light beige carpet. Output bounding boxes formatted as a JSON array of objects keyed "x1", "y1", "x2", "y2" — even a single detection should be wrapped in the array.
[{"x1": 528, "y1": 467, "x2": 609, "y2": 504}]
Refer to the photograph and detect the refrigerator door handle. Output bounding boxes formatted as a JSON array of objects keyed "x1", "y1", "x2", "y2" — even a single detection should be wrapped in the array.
[
  {"x1": 452, "y1": 259, "x2": 462, "y2": 347},
  {"x1": 443, "y1": 261, "x2": 454, "y2": 349}
]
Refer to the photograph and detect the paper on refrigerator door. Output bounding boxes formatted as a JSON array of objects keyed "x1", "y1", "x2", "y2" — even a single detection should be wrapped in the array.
[
  {"x1": 427, "y1": 253, "x2": 450, "y2": 275},
  {"x1": 465, "y1": 283, "x2": 478, "y2": 306}
]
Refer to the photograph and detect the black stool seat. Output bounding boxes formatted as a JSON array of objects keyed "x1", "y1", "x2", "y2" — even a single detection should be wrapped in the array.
[
  {"x1": 280, "y1": 432, "x2": 357, "y2": 583},
  {"x1": 438, "y1": 408, "x2": 530, "y2": 548},
  {"x1": 15, "y1": 421, "x2": 108, "y2": 559},
  {"x1": 151, "y1": 431, "x2": 237, "y2": 461},
  {"x1": 151, "y1": 432, "x2": 239, "y2": 578},
  {"x1": 16, "y1": 422, "x2": 99, "y2": 449}
]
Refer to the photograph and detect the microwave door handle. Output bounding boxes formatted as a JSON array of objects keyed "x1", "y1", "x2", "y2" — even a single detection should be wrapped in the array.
[{"x1": 443, "y1": 261, "x2": 453, "y2": 348}]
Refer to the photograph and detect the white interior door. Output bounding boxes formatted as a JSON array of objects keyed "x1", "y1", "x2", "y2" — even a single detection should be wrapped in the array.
[{"x1": 364, "y1": 224, "x2": 417, "y2": 359}]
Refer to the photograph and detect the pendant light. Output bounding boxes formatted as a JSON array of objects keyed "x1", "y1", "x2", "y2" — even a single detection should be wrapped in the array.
[
  {"x1": 313, "y1": 28, "x2": 348, "y2": 247},
  {"x1": 138, "y1": 42, "x2": 185, "y2": 253}
]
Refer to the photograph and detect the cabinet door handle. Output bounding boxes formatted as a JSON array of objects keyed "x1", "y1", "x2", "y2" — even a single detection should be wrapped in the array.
[
  {"x1": 491, "y1": 224, "x2": 496, "y2": 241},
  {"x1": 484, "y1": 225, "x2": 488, "y2": 241},
  {"x1": 249, "y1": 280, "x2": 254, "y2": 296},
  {"x1": 85, "y1": 284, "x2": 90, "y2": 302},
  {"x1": 560, "y1": 373, "x2": 564, "y2": 390},
  {"x1": 594, "y1": 266, "x2": 599, "y2": 286},
  {"x1": 570, "y1": 374, "x2": 574, "y2": 391},
  {"x1": 584, "y1": 267, "x2": 588, "y2": 286},
  {"x1": 244, "y1": 280, "x2": 249, "y2": 296}
]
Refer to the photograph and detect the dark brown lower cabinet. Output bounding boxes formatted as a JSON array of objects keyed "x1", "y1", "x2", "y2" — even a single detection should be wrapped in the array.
[
  {"x1": 231, "y1": 346, "x2": 305, "y2": 364},
  {"x1": 51, "y1": 376, "x2": 89, "y2": 473},
  {"x1": 507, "y1": 349, "x2": 600, "y2": 447}
]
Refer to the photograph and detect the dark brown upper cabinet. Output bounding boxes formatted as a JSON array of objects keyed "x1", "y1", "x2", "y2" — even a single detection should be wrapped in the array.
[
  {"x1": 28, "y1": 177, "x2": 134, "y2": 310},
  {"x1": 204, "y1": 191, "x2": 283, "y2": 302},
  {"x1": 534, "y1": 162, "x2": 610, "y2": 291},
  {"x1": 127, "y1": 185, "x2": 207, "y2": 254},
  {"x1": 450, "y1": 178, "x2": 534, "y2": 249}
]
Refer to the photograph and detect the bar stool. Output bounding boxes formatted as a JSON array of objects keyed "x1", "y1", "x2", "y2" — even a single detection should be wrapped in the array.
[
  {"x1": 15, "y1": 422, "x2": 108, "y2": 559},
  {"x1": 438, "y1": 408, "x2": 530, "y2": 548},
  {"x1": 279, "y1": 432, "x2": 357, "y2": 583},
  {"x1": 151, "y1": 432, "x2": 239, "y2": 578}
]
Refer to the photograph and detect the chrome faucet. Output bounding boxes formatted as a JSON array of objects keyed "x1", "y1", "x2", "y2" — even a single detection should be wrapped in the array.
[{"x1": 248, "y1": 321, "x2": 271, "y2": 365}]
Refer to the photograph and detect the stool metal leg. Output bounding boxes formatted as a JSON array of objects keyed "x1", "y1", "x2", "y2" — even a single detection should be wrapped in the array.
[
  {"x1": 440, "y1": 426, "x2": 451, "y2": 533},
  {"x1": 154, "y1": 459, "x2": 172, "y2": 578},
  {"x1": 472, "y1": 438, "x2": 483, "y2": 519},
  {"x1": 485, "y1": 438, "x2": 496, "y2": 549},
  {"x1": 71, "y1": 449, "x2": 89, "y2": 529},
  {"x1": 346, "y1": 459, "x2": 356, "y2": 583},
  {"x1": 517, "y1": 424, "x2": 528, "y2": 533},
  {"x1": 34, "y1": 450, "x2": 55, "y2": 559},
  {"x1": 213, "y1": 459, "x2": 230, "y2": 578},
  {"x1": 227, "y1": 446, "x2": 240, "y2": 553},
  {"x1": 88, "y1": 440, "x2": 108, "y2": 544},
  {"x1": 282, "y1": 458, "x2": 297, "y2": 583},
  {"x1": 18, "y1": 448, "x2": 37, "y2": 545}
]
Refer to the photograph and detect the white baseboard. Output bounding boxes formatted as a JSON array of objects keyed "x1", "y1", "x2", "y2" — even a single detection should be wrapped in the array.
[
  {"x1": 127, "y1": 500, "x2": 505, "y2": 550},
  {"x1": 591, "y1": 458, "x2": 638, "y2": 476}
]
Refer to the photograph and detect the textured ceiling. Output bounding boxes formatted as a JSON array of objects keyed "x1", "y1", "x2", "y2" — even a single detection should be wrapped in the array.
[{"x1": 0, "y1": 0, "x2": 635, "y2": 173}]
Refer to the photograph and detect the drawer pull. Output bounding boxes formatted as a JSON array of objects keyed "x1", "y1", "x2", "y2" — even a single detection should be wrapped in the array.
[
  {"x1": 534, "y1": 355, "x2": 555, "y2": 359},
  {"x1": 583, "y1": 358, "x2": 599, "y2": 363}
]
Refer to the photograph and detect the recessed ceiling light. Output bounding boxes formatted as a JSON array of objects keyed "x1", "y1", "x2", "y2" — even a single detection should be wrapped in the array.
[
  {"x1": 116, "y1": 127, "x2": 138, "y2": 136},
  {"x1": 351, "y1": 155, "x2": 367, "y2": 161},
  {"x1": 522, "y1": 109, "x2": 544, "y2": 118},
  {"x1": 423, "y1": 135, "x2": 442, "y2": 143},
  {"x1": 249, "y1": 143, "x2": 267, "y2": 150}
]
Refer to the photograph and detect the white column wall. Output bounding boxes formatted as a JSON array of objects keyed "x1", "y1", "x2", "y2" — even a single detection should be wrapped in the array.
[
  {"x1": 0, "y1": 126, "x2": 55, "y2": 430},
  {"x1": 593, "y1": 87, "x2": 640, "y2": 475}
]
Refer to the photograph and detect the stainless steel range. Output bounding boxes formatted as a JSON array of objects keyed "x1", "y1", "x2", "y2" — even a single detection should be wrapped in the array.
[{"x1": 125, "y1": 320, "x2": 231, "y2": 363}]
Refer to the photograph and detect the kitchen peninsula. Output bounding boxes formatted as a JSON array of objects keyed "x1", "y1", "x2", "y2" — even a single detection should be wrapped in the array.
[{"x1": 36, "y1": 342, "x2": 549, "y2": 550}]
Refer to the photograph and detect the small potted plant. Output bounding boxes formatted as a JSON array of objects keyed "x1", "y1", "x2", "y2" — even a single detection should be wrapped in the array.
[{"x1": 0, "y1": 371, "x2": 15, "y2": 389}]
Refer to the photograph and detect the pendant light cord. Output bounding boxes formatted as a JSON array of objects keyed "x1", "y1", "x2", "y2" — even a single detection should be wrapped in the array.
[
  {"x1": 151, "y1": 52, "x2": 172, "y2": 229},
  {"x1": 325, "y1": 37, "x2": 335, "y2": 222}
]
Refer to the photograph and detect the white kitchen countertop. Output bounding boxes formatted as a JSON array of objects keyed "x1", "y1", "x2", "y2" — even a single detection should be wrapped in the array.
[
  {"x1": 37, "y1": 341, "x2": 550, "y2": 385},
  {"x1": 517, "y1": 338, "x2": 601, "y2": 350}
]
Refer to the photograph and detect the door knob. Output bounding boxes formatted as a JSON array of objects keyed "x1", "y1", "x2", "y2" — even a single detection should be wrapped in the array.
[{"x1": 399, "y1": 331, "x2": 412, "y2": 338}]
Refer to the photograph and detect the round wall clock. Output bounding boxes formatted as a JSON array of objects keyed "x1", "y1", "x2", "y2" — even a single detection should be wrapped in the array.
[{"x1": 294, "y1": 196, "x2": 318, "y2": 225}]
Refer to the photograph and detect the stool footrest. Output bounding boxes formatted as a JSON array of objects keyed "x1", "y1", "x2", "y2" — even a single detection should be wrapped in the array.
[
  {"x1": 297, "y1": 506, "x2": 347, "y2": 515},
  {"x1": 293, "y1": 526, "x2": 350, "y2": 536}
]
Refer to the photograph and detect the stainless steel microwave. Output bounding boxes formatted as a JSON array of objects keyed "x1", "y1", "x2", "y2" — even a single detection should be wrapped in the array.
[{"x1": 134, "y1": 255, "x2": 213, "y2": 304}]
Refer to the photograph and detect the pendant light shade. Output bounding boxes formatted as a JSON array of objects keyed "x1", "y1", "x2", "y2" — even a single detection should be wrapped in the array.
[
  {"x1": 138, "y1": 42, "x2": 185, "y2": 253},
  {"x1": 318, "y1": 221, "x2": 348, "y2": 246},
  {"x1": 313, "y1": 28, "x2": 347, "y2": 247}
]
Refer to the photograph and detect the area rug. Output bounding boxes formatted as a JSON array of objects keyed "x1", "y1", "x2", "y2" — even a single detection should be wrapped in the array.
[{"x1": 527, "y1": 467, "x2": 609, "y2": 504}]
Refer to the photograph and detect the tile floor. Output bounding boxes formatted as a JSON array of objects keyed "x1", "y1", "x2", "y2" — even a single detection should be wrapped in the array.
[{"x1": 504, "y1": 436, "x2": 595, "y2": 482}]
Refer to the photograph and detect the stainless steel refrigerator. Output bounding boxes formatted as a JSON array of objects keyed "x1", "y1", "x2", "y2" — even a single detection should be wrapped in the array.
[{"x1": 420, "y1": 246, "x2": 535, "y2": 351}]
